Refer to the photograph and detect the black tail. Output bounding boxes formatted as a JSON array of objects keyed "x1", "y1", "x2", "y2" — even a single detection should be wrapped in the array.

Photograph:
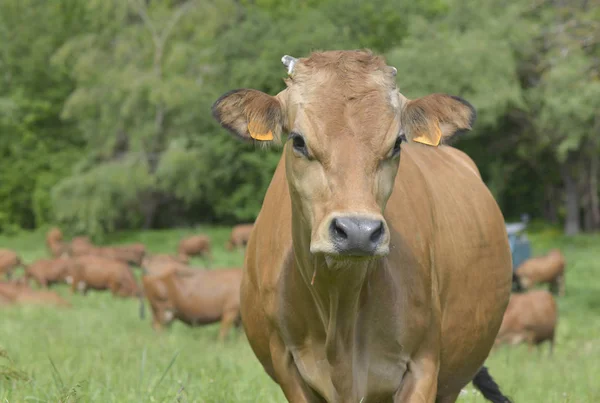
[
  {"x1": 472, "y1": 366, "x2": 512, "y2": 403},
  {"x1": 511, "y1": 272, "x2": 523, "y2": 293}
]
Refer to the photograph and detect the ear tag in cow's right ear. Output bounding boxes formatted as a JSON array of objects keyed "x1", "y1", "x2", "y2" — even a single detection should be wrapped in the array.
[
  {"x1": 412, "y1": 124, "x2": 442, "y2": 147},
  {"x1": 248, "y1": 120, "x2": 273, "y2": 141}
]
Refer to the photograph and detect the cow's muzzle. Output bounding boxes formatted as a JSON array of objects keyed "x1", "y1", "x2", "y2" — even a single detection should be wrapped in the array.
[{"x1": 311, "y1": 213, "x2": 390, "y2": 257}]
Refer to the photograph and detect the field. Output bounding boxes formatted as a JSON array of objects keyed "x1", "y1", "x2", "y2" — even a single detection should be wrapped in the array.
[{"x1": 1, "y1": 226, "x2": 599, "y2": 402}]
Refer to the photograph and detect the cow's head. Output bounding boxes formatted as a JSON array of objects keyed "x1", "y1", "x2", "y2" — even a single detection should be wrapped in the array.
[{"x1": 212, "y1": 50, "x2": 475, "y2": 259}]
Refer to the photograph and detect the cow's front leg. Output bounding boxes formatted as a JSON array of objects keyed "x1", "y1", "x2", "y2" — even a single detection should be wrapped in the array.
[
  {"x1": 270, "y1": 335, "x2": 322, "y2": 403},
  {"x1": 394, "y1": 351, "x2": 440, "y2": 403}
]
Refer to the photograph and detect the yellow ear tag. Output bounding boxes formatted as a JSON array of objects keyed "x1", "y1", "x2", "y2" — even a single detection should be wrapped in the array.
[
  {"x1": 412, "y1": 124, "x2": 442, "y2": 147},
  {"x1": 248, "y1": 120, "x2": 273, "y2": 141}
]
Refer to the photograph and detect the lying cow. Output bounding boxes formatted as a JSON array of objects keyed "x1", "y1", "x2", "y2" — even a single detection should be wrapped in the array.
[
  {"x1": 177, "y1": 235, "x2": 212, "y2": 266},
  {"x1": 0, "y1": 249, "x2": 22, "y2": 279},
  {"x1": 0, "y1": 280, "x2": 71, "y2": 308},
  {"x1": 25, "y1": 257, "x2": 72, "y2": 288},
  {"x1": 70, "y1": 255, "x2": 140, "y2": 298},
  {"x1": 495, "y1": 290, "x2": 557, "y2": 354},
  {"x1": 212, "y1": 50, "x2": 513, "y2": 402},
  {"x1": 46, "y1": 227, "x2": 69, "y2": 258},
  {"x1": 225, "y1": 224, "x2": 253, "y2": 250},
  {"x1": 141, "y1": 266, "x2": 242, "y2": 341},
  {"x1": 515, "y1": 249, "x2": 565, "y2": 296}
]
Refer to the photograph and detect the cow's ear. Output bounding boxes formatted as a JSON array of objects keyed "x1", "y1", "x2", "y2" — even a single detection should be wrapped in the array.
[
  {"x1": 212, "y1": 89, "x2": 286, "y2": 146},
  {"x1": 401, "y1": 94, "x2": 476, "y2": 146}
]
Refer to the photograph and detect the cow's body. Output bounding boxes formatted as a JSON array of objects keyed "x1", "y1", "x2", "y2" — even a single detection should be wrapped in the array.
[
  {"x1": 0, "y1": 249, "x2": 21, "y2": 278},
  {"x1": 69, "y1": 236, "x2": 94, "y2": 256},
  {"x1": 142, "y1": 254, "x2": 190, "y2": 272},
  {"x1": 495, "y1": 290, "x2": 557, "y2": 351},
  {"x1": 213, "y1": 49, "x2": 512, "y2": 402},
  {"x1": 226, "y1": 224, "x2": 253, "y2": 250},
  {"x1": 516, "y1": 249, "x2": 565, "y2": 296},
  {"x1": 178, "y1": 235, "x2": 211, "y2": 264},
  {"x1": 70, "y1": 255, "x2": 139, "y2": 297},
  {"x1": 242, "y1": 145, "x2": 511, "y2": 402},
  {"x1": 26, "y1": 257, "x2": 72, "y2": 287},
  {"x1": 142, "y1": 267, "x2": 242, "y2": 340}
]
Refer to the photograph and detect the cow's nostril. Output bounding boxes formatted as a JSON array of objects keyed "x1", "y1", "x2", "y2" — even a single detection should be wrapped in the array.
[
  {"x1": 331, "y1": 218, "x2": 349, "y2": 240},
  {"x1": 369, "y1": 222, "x2": 384, "y2": 244}
]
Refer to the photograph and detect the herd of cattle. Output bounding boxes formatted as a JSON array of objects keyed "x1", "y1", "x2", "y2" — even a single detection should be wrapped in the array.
[
  {"x1": 0, "y1": 224, "x2": 568, "y2": 353},
  {"x1": 0, "y1": 224, "x2": 254, "y2": 341},
  {"x1": 497, "y1": 248, "x2": 566, "y2": 352}
]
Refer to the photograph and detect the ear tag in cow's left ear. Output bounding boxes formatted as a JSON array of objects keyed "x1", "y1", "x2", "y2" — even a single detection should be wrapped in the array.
[
  {"x1": 248, "y1": 120, "x2": 273, "y2": 141},
  {"x1": 412, "y1": 124, "x2": 442, "y2": 147}
]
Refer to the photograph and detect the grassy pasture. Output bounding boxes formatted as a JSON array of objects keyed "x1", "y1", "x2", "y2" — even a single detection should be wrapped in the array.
[{"x1": 0, "y1": 226, "x2": 599, "y2": 402}]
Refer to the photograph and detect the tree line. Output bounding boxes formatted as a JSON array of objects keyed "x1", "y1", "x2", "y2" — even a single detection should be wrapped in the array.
[{"x1": 0, "y1": 0, "x2": 598, "y2": 239}]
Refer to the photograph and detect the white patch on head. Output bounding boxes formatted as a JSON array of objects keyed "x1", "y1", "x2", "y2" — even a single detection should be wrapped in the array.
[
  {"x1": 77, "y1": 281, "x2": 86, "y2": 291},
  {"x1": 65, "y1": 276, "x2": 73, "y2": 285}
]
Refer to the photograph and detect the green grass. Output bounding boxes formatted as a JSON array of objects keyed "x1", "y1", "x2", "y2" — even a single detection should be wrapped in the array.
[{"x1": 0, "y1": 226, "x2": 599, "y2": 402}]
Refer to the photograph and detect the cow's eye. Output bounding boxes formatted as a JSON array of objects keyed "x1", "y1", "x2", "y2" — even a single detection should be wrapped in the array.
[
  {"x1": 290, "y1": 133, "x2": 308, "y2": 157},
  {"x1": 390, "y1": 134, "x2": 406, "y2": 158}
]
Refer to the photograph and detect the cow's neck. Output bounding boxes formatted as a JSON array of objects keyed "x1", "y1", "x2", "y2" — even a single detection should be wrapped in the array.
[{"x1": 290, "y1": 212, "x2": 380, "y2": 396}]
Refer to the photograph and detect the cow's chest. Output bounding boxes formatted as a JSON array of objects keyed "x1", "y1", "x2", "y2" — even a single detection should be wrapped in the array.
[{"x1": 283, "y1": 305, "x2": 422, "y2": 402}]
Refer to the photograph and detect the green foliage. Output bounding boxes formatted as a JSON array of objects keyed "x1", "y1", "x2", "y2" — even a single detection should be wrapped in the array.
[
  {"x1": 0, "y1": 0, "x2": 598, "y2": 235},
  {"x1": 51, "y1": 157, "x2": 154, "y2": 240}
]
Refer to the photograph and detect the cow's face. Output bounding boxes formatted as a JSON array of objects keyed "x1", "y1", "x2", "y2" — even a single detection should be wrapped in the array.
[{"x1": 213, "y1": 50, "x2": 475, "y2": 259}]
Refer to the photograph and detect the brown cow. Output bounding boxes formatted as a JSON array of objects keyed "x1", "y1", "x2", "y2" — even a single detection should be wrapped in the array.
[
  {"x1": 91, "y1": 243, "x2": 146, "y2": 266},
  {"x1": 212, "y1": 50, "x2": 513, "y2": 402},
  {"x1": 70, "y1": 255, "x2": 140, "y2": 298},
  {"x1": 225, "y1": 224, "x2": 253, "y2": 250},
  {"x1": 46, "y1": 227, "x2": 69, "y2": 258},
  {"x1": 0, "y1": 280, "x2": 71, "y2": 307},
  {"x1": 515, "y1": 249, "x2": 565, "y2": 296},
  {"x1": 495, "y1": 290, "x2": 557, "y2": 354},
  {"x1": 25, "y1": 257, "x2": 72, "y2": 288},
  {"x1": 177, "y1": 235, "x2": 212, "y2": 266},
  {"x1": 0, "y1": 249, "x2": 21, "y2": 279},
  {"x1": 142, "y1": 266, "x2": 242, "y2": 341},
  {"x1": 69, "y1": 236, "x2": 94, "y2": 256},
  {"x1": 143, "y1": 253, "x2": 189, "y2": 266},
  {"x1": 141, "y1": 254, "x2": 195, "y2": 276}
]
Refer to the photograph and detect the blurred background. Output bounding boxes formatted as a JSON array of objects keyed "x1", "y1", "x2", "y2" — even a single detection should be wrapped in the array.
[
  {"x1": 0, "y1": 0, "x2": 598, "y2": 240},
  {"x1": 1, "y1": 1, "x2": 599, "y2": 402}
]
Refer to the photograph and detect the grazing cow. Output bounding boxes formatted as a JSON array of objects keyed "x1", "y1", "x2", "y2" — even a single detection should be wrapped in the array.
[
  {"x1": 0, "y1": 249, "x2": 22, "y2": 279},
  {"x1": 212, "y1": 50, "x2": 513, "y2": 402},
  {"x1": 70, "y1": 255, "x2": 140, "y2": 298},
  {"x1": 46, "y1": 227, "x2": 69, "y2": 258},
  {"x1": 0, "y1": 280, "x2": 71, "y2": 307},
  {"x1": 69, "y1": 236, "x2": 95, "y2": 256},
  {"x1": 142, "y1": 266, "x2": 242, "y2": 341},
  {"x1": 225, "y1": 224, "x2": 253, "y2": 250},
  {"x1": 495, "y1": 290, "x2": 557, "y2": 353},
  {"x1": 25, "y1": 257, "x2": 72, "y2": 288},
  {"x1": 177, "y1": 235, "x2": 212, "y2": 265},
  {"x1": 515, "y1": 249, "x2": 565, "y2": 296}
]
